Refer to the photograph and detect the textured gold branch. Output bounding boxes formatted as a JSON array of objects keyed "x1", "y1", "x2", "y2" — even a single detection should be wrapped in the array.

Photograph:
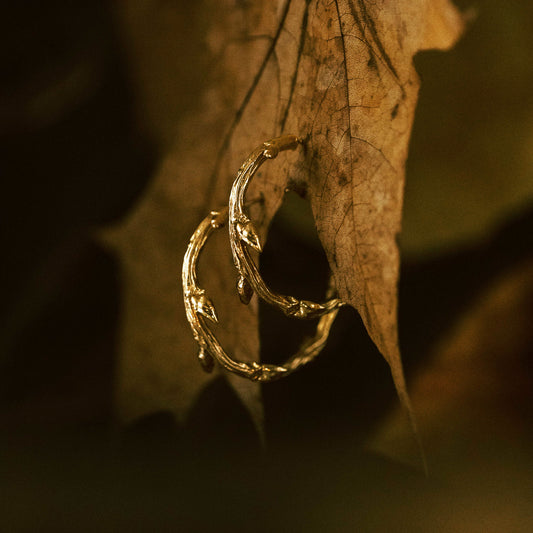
[
  {"x1": 228, "y1": 135, "x2": 345, "y2": 318},
  {"x1": 182, "y1": 206, "x2": 340, "y2": 381}
]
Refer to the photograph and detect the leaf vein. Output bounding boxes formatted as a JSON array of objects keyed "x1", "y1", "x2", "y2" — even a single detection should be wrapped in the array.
[{"x1": 205, "y1": 0, "x2": 294, "y2": 210}]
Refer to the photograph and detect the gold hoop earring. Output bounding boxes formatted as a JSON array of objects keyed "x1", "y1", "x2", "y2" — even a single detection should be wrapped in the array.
[
  {"x1": 182, "y1": 207, "x2": 340, "y2": 381},
  {"x1": 228, "y1": 135, "x2": 344, "y2": 318}
]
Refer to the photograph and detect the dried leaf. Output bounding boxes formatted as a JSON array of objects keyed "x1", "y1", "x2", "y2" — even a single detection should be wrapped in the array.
[
  {"x1": 368, "y1": 257, "x2": 533, "y2": 474},
  {"x1": 105, "y1": 1, "x2": 463, "y2": 431}
]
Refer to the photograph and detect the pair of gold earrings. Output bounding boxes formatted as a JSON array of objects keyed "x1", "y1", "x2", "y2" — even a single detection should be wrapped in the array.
[{"x1": 182, "y1": 135, "x2": 344, "y2": 382}]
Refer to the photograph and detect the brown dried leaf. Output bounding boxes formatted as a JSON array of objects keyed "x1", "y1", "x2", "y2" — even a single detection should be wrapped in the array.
[
  {"x1": 368, "y1": 257, "x2": 533, "y2": 474},
  {"x1": 105, "y1": 1, "x2": 463, "y2": 429}
]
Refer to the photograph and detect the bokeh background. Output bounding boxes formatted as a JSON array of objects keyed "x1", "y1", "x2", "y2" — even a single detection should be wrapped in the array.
[{"x1": 1, "y1": 1, "x2": 532, "y2": 530}]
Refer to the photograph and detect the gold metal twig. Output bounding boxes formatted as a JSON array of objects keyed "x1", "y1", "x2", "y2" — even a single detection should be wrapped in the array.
[
  {"x1": 228, "y1": 135, "x2": 344, "y2": 318},
  {"x1": 182, "y1": 207, "x2": 340, "y2": 381}
]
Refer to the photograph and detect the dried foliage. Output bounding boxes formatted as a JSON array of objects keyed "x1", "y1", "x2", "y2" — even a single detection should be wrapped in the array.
[{"x1": 107, "y1": 0, "x2": 463, "y2": 428}]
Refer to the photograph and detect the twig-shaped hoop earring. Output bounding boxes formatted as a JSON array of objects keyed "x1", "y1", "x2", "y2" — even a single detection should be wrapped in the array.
[
  {"x1": 229, "y1": 135, "x2": 344, "y2": 318},
  {"x1": 182, "y1": 207, "x2": 339, "y2": 381}
]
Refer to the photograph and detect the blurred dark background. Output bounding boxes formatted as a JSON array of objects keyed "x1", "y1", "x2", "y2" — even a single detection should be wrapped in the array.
[{"x1": 1, "y1": 1, "x2": 532, "y2": 531}]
